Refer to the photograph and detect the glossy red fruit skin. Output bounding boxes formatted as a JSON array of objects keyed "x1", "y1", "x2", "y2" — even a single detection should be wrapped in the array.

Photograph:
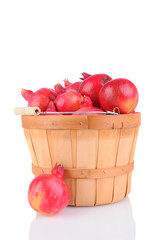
[
  {"x1": 28, "y1": 164, "x2": 70, "y2": 216},
  {"x1": 99, "y1": 78, "x2": 139, "y2": 114},
  {"x1": 41, "y1": 100, "x2": 57, "y2": 115},
  {"x1": 55, "y1": 81, "x2": 82, "y2": 95},
  {"x1": 28, "y1": 88, "x2": 56, "y2": 111},
  {"x1": 35, "y1": 88, "x2": 56, "y2": 101},
  {"x1": 80, "y1": 95, "x2": 93, "y2": 108},
  {"x1": 21, "y1": 88, "x2": 34, "y2": 101},
  {"x1": 66, "y1": 81, "x2": 82, "y2": 92},
  {"x1": 46, "y1": 101, "x2": 56, "y2": 112},
  {"x1": 75, "y1": 107, "x2": 104, "y2": 115},
  {"x1": 54, "y1": 91, "x2": 82, "y2": 112},
  {"x1": 79, "y1": 74, "x2": 112, "y2": 107},
  {"x1": 80, "y1": 72, "x2": 91, "y2": 80}
]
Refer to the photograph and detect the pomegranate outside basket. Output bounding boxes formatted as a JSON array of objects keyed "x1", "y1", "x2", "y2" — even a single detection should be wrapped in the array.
[{"x1": 15, "y1": 107, "x2": 141, "y2": 206}]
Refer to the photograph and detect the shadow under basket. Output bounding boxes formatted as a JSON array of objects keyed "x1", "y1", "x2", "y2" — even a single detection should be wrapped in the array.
[{"x1": 22, "y1": 113, "x2": 141, "y2": 207}]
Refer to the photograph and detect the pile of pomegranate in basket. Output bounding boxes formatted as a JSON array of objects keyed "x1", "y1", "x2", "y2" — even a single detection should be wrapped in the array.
[
  {"x1": 24, "y1": 72, "x2": 139, "y2": 216},
  {"x1": 21, "y1": 72, "x2": 138, "y2": 114}
]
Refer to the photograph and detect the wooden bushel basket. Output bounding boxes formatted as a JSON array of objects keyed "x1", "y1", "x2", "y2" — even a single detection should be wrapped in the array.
[{"x1": 21, "y1": 112, "x2": 141, "y2": 207}]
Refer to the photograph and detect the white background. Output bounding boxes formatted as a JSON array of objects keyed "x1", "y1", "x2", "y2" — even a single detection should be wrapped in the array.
[{"x1": 0, "y1": 0, "x2": 159, "y2": 239}]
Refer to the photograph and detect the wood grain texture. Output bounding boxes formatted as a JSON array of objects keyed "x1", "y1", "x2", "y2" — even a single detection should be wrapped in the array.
[
  {"x1": 126, "y1": 127, "x2": 139, "y2": 196},
  {"x1": 32, "y1": 162, "x2": 134, "y2": 178},
  {"x1": 70, "y1": 130, "x2": 77, "y2": 205},
  {"x1": 30, "y1": 129, "x2": 52, "y2": 170},
  {"x1": 46, "y1": 130, "x2": 72, "y2": 167},
  {"x1": 21, "y1": 113, "x2": 141, "y2": 206},
  {"x1": 22, "y1": 115, "x2": 88, "y2": 130},
  {"x1": 112, "y1": 128, "x2": 136, "y2": 203},
  {"x1": 76, "y1": 130, "x2": 98, "y2": 206},
  {"x1": 96, "y1": 129, "x2": 121, "y2": 205},
  {"x1": 22, "y1": 113, "x2": 141, "y2": 130},
  {"x1": 14, "y1": 107, "x2": 40, "y2": 116},
  {"x1": 88, "y1": 113, "x2": 141, "y2": 129},
  {"x1": 46, "y1": 129, "x2": 75, "y2": 205},
  {"x1": 23, "y1": 128, "x2": 38, "y2": 166}
]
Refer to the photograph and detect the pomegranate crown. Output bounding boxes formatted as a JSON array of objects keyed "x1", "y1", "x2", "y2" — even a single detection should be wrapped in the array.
[
  {"x1": 63, "y1": 78, "x2": 71, "y2": 87},
  {"x1": 51, "y1": 163, "x2": 64, "y2": 179},
  {"x1": 80, "y1": 72, "x2": 91, "y2": 80},
  {"x1": 54, "y1": 83, "x2": 66, "y2": 95}
]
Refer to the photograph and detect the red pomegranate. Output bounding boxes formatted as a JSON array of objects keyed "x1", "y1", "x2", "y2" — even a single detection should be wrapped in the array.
[
  {"x1": 28, "y1": 88, "x2": 57, "y2": 111},
  {"x1": 28, "y1": 164, "x2": 70, "y2": 216},
  {"x1": 99, "y1": 78, "x2": 139, "y2": 114},
  {"x1": 54, "y1": 91, "x2": 82, "y2": 112},
  {"x1": 40, "y1": 100, "x2": 57, "y2": 115},
  {"x1": 79, "y1": 74, "x2": 112, "y2": 107},
  {"x1": 55, "y1": 81, "x2": 82, "y2": 95},
  {"x1": 80, "y1": 95, "x2": 93, "y2": 108},
  {"x1": 66, "y1": 81, "x2": 82, "y2": 92}
]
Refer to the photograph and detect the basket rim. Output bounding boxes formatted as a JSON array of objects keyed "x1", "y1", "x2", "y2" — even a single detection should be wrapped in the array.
[{"x1": 21, "y1": 112, "x2": 141, "y2": 130}]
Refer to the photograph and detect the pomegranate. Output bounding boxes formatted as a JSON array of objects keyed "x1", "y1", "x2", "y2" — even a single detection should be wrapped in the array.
[
  {"x1": 79, "y1": 74, "x2": 112, "y2": 107},
  {"x1": 80, "y1": 95, "x2": 93, "y2": 108},
  {"x1": 80, "y1": 72, "x2": 91, "y2": 80},
  {"x1": 66, "y1": 81, "x2": 82, "y2": 92},
  {"x1": 99, "y1": 78, "x2": 139, "y2": 114},
  {"x1": 28, "y1": 88, "x2": 56, "y2": 111},
  {"x1": 46, "y1": 101, "x2": 56, "y2": 112},
  {"x1": 28, "y1": 164, "x2": 70, "y2": 216},
  {"x1": 21, "y1": 88, "x2": 33, "y2": 101},
  {"x1": 54, "y1": 81, "x2": 82, "y2": 95},
  {"x1": 40, "y1": 100, "x2": 57, "y2": 115},
  {"x1": 74, "y1": 107, "x2": 104, "y2": 115},
  {"x1": 54, "y1": 91, "x2": 82, "y2": 112},
  {"x1": 35, "y1": 88, "x2": 56, "y2": 101}
]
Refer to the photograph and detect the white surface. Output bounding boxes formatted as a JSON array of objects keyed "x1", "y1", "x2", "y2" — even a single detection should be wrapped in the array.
[
  {"x1": 30, "y1": 198, "x2": 135, "y2": 240},
  {"x1": 0, "y1": 0, "x2": 159, "y2": 239}
]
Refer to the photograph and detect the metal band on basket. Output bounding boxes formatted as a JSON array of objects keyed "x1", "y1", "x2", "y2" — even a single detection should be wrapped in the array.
[{"x1": 32, "y1": 162, "x2": 134, "y2": 179}]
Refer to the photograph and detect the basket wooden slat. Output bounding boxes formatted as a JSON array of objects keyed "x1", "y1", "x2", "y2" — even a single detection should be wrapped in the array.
[
  {"x1": 76, "y1": 130, "x2": 98, "y2": 206},
  {"x1": 21, "y1": 113, "x2": 141, "y2": 206},
  {"x1": 70, "y1": 130, "x2": 77, "y2": 205},
  {"x1": 30, "y1": 129, "x2": 52, "y2": 169},
  {"x1": 22, "y1": 113, "x2": 141, "y2": 129},
  {"x1": 126, "y1": 126, "x2": 140, "y2": 196},
  {"x1": 112, "y1": 128, "x2": 136, "y2": 203},
  {"x1": 23, "y1": 129, "x2": 38, "y2": 167},
  {"x1": 47, "y1": 130, "x2": 75, "y2": 205},
  {"x1": 96, "y1": 129, "x2": 121, "y2": 205}
]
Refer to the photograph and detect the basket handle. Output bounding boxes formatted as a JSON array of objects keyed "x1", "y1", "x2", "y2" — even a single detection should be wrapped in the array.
[{"x1": 14, "y1": 107, "x2": 41, "y2": 116}]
